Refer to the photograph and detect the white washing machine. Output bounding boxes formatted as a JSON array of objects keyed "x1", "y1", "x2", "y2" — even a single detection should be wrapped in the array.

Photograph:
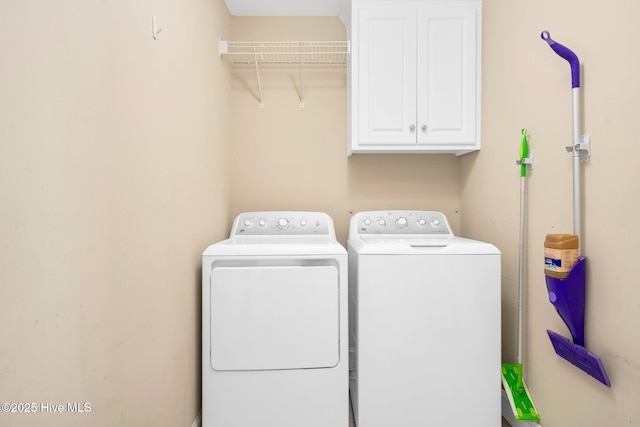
[
  {"x1": 202, "y1": 211, "x2": 348, "y2": 427},
  {"x1": 348, "y1": 210, "x2": 501, "y2": 426}
]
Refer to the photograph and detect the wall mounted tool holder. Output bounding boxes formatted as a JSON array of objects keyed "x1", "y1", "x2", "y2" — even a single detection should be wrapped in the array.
[
  {"x1": 515, "y1": 152, "x2": 534, "y2": 171},
  {"x1": 545, "y1": 257, "x2": 611, "y2": 386},
  {"x1": 565, "y1": 134, "x2": 591, "y2": 159}
]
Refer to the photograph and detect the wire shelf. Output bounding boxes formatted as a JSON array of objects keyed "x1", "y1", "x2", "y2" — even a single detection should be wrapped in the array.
[
  {"x1": 219, "y1": 40, "x2": 350, "y2": 66},
  {"x1": 219, "y1": 40, "x2": 350, "y2": 108}
]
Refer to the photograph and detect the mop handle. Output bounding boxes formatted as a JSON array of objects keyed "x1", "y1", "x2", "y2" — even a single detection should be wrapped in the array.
[
  {"x1": 541, "y1": 31, "x2": 580, "y2": 88},
  {"x1": 517, "y1": 130, "x2": 528, "y2": 364},
  {"x1": 542, "y1": 30, "x2": 583, "y2": 248}
]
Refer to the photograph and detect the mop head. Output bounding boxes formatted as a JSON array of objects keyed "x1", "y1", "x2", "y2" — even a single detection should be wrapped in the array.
[
  {"x1": 547, "y1": 330, "x2": 611, "y2": 387},
  {"x1": 501, "y1": 364, "x2": 540, "y2": 422}
]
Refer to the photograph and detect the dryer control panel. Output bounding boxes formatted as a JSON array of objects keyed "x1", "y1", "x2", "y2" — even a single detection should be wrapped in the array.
[
  {"x1": 232, "y1": 211, "x2": 334, "y2": 237},
  {"x1": 352, "y1": 211, "x2": 453, "y2": 236}
]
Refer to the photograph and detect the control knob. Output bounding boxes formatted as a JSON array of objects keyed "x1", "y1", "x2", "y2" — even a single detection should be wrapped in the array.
[{"x1": 277, "y1": 218, "x2": 290, "y2": 229}]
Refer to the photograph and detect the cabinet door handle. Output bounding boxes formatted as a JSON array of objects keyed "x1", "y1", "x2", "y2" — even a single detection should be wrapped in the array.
[
  {"x1": 422, "y1": 125, "x2": 428, "y2": 133},
  {"x1": 410, "y1": 124, "x2": 416, "y2": 132}
]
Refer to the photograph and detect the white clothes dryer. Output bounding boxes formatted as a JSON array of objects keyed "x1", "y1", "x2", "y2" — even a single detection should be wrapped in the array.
[
  {"x1": 348, "y1": 211, "x2": 501, "y2": 427},
  {"x1": 202, "y1": 212, "x2": 348, "y2": 427}
]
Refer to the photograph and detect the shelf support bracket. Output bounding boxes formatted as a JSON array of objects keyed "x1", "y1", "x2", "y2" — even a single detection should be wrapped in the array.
[
  {"x1": 299, "y1": 44, "x2": 305, "y2": 107},
  {"x1": 152, "y1": 16, "x2": 162, "y2": 40},
  {"x1": 253, "y1": 48, "x2": 264, "y2": 108}
]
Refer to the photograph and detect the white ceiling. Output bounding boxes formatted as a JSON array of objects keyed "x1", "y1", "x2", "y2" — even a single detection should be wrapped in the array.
[{"x1": 224, "y1": 0, "x2": 344, "y2": 16}]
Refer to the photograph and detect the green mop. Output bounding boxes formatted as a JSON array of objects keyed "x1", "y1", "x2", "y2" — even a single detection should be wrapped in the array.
[{"x1": 501, "y1": 129, "x2": 540, "y2": 422}]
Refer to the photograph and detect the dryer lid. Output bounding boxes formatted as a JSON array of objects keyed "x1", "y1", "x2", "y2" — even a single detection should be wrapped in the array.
[{"x1": 203, "y1": 237, "x2": 346, "y2": 256}]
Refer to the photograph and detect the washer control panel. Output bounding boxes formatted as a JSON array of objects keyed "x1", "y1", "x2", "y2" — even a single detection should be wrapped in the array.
[
  {"x1": 353, "y1": 211, "x2": 453, "y2": 236},
  {"x1": 232, "y1": 211, "x2": 333, "y2": 236}
]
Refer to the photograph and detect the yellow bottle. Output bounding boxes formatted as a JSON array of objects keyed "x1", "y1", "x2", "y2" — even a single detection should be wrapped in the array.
[{"x1": 544, "y1": 234, "x2": 579, "y2": 279}]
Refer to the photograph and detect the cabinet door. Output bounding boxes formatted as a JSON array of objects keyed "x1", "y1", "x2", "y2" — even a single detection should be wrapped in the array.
[
  {"x1": 416, "y1": 2, "x2": 479, "y2": 147},
  {"x1": 354, "y1": 5, "x2": 417, "y2": 146}
]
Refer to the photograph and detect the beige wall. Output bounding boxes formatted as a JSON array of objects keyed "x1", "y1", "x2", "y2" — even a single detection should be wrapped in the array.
[
  {"x1": 0, "y1": 0, "x2": 231, "y2": 426},
  {"x1": 230, "y1": 17, "x2": 461, "y2": 245},
  {"x1": 4, "y1": 0, "x2": 639, "y2": 426},
  {"x1": 462, "y1": 0, "x2": 640, "y2": 425}
]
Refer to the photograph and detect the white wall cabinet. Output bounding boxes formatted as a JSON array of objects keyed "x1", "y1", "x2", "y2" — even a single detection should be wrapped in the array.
[{"x1": 347, "y1": 0, "x2": 481, "y2": 155}]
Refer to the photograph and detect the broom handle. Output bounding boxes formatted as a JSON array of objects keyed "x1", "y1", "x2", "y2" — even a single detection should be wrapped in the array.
[{"x1": 517, "y1": 174, "x2": 525, "y2": 364}]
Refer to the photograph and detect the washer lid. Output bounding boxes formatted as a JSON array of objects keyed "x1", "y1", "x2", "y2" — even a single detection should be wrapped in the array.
[
  {"x1": 349, "y1": 235, "x2": 500, "y2": 255},
  {"x1": 358, "y1": 236, "x2": 451, "y2": 246}
]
